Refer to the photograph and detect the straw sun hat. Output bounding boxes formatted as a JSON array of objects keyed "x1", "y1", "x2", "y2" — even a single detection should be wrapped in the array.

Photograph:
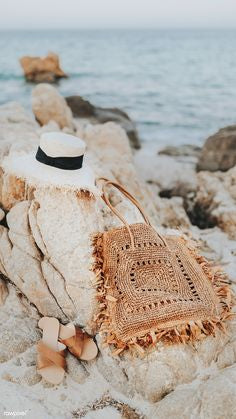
[{"x1": 3, "y1": 132, "x2": 98, "y2": 194}]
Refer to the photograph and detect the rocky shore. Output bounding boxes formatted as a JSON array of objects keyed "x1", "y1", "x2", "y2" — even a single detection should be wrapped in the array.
[{"x1": 0, "y1": 85, "x2": 235, "y2": 419}]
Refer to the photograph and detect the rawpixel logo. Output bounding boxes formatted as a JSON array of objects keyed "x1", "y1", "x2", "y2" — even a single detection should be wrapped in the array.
[{"x1": 4, "y1": 412, "x2": 28, "y2": 416}]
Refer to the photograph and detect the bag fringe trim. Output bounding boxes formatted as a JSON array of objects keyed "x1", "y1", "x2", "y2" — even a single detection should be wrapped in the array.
[{"x1": 92, "y1": 233, "x2": 234, "y2": 357}]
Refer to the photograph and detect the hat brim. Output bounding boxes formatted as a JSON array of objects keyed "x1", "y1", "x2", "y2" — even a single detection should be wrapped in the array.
[{"x1": 3, "y1": 152, "x2": 99, "y2": 195}]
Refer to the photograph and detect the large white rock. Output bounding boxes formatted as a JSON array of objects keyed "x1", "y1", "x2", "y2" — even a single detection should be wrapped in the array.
[
  {"x1": 0, "y1": 283, "x2": 40, "y2": 363},
  {"x1": 150, "y1": 363, "x2": 236, "y2": 419},
  {"x1": 0, "y1": 96, "x2": 236, "y2": 417},
  {"x1": 96, "y1": 323, "x2": 236, "y2": 404},
  {"x1": 29, "y1": 187, "x2": 103, "y2": 328},
  {"x1": 0, "y1": 224, "x2": 66, "y2": 320}
]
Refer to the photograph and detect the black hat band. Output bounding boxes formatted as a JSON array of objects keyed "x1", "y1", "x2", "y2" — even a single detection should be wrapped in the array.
[{"x1": 36, "y1": 147, "x2": 84, "y2": 171}]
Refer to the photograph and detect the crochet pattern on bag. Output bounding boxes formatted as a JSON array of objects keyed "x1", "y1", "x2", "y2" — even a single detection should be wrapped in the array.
[{"x1": 93, "y1": 223, "x2": 233, "y2": 356}]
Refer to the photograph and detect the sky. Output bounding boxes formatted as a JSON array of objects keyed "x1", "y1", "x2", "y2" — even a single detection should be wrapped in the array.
[{"x1": 1, "y1": 0, "x2": 236, "y2": 30}]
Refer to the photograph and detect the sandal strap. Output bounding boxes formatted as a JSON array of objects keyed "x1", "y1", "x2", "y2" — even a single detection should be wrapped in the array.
[
  {"x1": 37, "y1": 341, "x2": 66, "y2": 370},
  {"x1": 60, "y1": 326, "x2": 87, "y2": 358}
]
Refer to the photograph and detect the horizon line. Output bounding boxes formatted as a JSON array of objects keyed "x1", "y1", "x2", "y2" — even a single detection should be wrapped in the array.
[{"x1": 1, "y1": 26, "x2": 236, "y2": 31}]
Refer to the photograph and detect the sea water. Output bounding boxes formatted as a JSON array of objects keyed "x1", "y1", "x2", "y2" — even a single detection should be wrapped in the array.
[{"x1": 0, "y1": 29, "x2": 236, "y2": 146}]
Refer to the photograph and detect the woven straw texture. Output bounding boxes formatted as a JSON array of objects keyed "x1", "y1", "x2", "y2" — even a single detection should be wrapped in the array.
[
  {"x1": 104, "y1": 223, "x2": 220, "y2": 339},
  {"x1": 93, "y1": 179, "x2": 233, "y2": 355},
  {"x1": 93, "y1": 223, "x2": 232, "y2": 355}
]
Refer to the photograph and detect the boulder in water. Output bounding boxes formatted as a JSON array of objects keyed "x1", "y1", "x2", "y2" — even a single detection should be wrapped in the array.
[{"x1": 20, "y1": 52, "x2": 68, "y2": 83}]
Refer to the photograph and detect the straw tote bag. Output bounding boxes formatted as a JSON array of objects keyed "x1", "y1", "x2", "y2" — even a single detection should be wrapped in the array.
[{"x1": 93, "y1": 179, "x2": 232, "y2": 355}]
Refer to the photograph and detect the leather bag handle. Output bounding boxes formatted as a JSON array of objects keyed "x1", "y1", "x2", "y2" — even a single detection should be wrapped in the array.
[{"x1": 96, "y1": 178, "x2": 167, "y2": 249}]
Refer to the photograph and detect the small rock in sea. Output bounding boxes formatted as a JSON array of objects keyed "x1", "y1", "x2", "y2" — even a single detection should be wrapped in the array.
[
  {"x1": 197, "y1": 125, "x2": 236, "y2": 172},
  {"x1": 32, "y1": 83, "x2": 74, "y2": 130},
  {"x1": 20, "y1": 52, "x2": 68, "y2": 83},
  {"x1": 66, "y1": 95, "x2": 141, "y2": 149}
]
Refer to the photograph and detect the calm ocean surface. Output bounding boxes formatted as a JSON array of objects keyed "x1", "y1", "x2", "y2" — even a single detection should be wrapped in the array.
[{"x1": 1, "y1": 29, "x2": 236, "y2": 146}]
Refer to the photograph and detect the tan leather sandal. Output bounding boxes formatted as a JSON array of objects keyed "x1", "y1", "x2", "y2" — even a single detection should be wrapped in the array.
[
  {"x1": 59, "y1": 323, "x2": 98, "y2": 361},
  {"x1": 38, "y1": 318, "x2": 98, "y2": 364},
  {"x1": 37, "y1": 317, "x2": 66, "y2": 385}
]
